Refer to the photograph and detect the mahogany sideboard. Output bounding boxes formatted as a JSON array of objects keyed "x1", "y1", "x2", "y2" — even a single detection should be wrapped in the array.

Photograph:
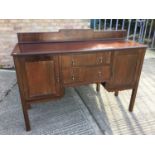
[{"x1": 11, "y1": 29, "x2": 147, "y2": 131}]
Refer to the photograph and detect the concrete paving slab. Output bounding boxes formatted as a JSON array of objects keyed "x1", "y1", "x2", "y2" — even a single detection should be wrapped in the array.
[
  {"x1": 0, "y1": 70, "x2": 102, "y2": 135},
  {"x1": 0, "y1": 70, "x2": 16, "y2": 102},
  {"x1": 75, "y1": 57, "x2": 155, "y2": 135}
]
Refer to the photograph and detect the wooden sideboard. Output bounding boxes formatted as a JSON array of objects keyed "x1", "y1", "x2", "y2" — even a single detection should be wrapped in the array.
[{"x1": 12, "y1": 29, "x2": 147, "y2": 131}]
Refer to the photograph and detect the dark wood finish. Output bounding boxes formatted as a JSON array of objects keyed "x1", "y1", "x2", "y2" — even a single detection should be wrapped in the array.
[
  {"x1": 13, "y1": 57, "x2": 31, "y2": 131},
  {"x1": 129, "y1": 50, "x2": 145, "y2": 112},
  {"x1": 23, "y1": 56, "x2": 62, "y2": 100},
  {"x1": 96, "y1": 83, "x2": 100, "y2": 92},
  {"x1": 17, "y1": 29, "x2": 127, "y2": 43},
  {"x1": 12, "y1": 40, "x2": 147, "y2": 56},
  {"x1": 12, "y1": 29, "x2": 147, "y2": 131},
  {"x1": 104, "y1": 49, "x2": 144, "y2": 91},
  {"x1": 61, "y1": 52, "x2": 111, "y2": 87}
]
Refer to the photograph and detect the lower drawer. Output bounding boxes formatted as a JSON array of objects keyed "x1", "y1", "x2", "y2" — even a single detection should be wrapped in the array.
[
  {"x1": 62, "y1": 66, "x2": 111, "y2": 85},
  {"x1": 84, "y1": 66, "x2": 111, "y2": 82},
  {"x1": 62, "y1": 68, "x2": 84, "y2": 85}
]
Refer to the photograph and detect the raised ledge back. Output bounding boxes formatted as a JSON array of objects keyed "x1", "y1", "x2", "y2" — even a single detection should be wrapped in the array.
[{"x1": 17, "y1": 29, "x2": 127, "y2": 43}]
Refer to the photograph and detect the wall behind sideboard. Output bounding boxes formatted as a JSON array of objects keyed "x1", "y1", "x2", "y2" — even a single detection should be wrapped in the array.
[{"x1": 0, "y1": 19, "x2": 90, "y2": 68}]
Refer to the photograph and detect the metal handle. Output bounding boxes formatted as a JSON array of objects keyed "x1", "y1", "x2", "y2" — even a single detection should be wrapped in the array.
[
  {"x1": 100, "y1": 57, "x2": 103, "y2": 63},
  {"x1": 97, "y1": 57, "x2": 103, "y2": 64},
  {"x1": 56, "y1": 76, "x2": 60, "y2": 83},
  {"x1": 72, "y1": 59, "x2": 75, "y2": 66},
  {"x1": 72, "y1": 75, "x2": 75, "y2": 81},
  {"x1": 98, "y1": 71, "x2": 102, "y2": 77}
]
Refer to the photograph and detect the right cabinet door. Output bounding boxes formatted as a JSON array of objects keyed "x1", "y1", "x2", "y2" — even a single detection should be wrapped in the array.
[{"x1": 106, "y1": 49, "x2": 142, "y2": 90}]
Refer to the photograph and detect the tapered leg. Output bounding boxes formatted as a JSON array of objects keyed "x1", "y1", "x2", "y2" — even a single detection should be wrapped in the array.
[
  {"x1": 14, "y1": 58, "x2": 31, "y2": 131},
  {"x1": 96, "y1": 83, "x2": 100, "y2": 92},
  {"x1": 114, "y1": 91, "x2": 119, "y2": 96},
  {"x1": 21, "y1": 100, "x2": 31, "y2": 131},
  {"x1": 129, "y1": 87, "x2": 138, "y2": 112}
]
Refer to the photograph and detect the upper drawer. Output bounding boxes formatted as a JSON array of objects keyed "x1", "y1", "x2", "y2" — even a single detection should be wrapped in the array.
[
  {"x1": 96, "y1": 52, "x2": 111, "y2": 65},
  {"x1": 61, "y1": 52, "x2": 111, "y2": 68}
]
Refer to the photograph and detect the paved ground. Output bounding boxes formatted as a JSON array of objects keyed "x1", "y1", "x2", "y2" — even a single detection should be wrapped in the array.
[
  {"x1": 76, "y1": 49, "x2": 155, "y2": 134},
  {"x1": 0, "y1": 70, "x2": 101, "y2": 135},
  {"x1": 0, "y1": 70, "x2": 16, "y2": 102},
  {"x1": 0, "y1": 49, "x2": 155, "y2": 135}
]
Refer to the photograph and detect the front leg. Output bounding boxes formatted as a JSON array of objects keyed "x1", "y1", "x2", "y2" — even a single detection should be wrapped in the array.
[
  {"x1": 114, "y1": 91, "x2": 119, "y2": 96},
  {"x1": 129, "y1": 86, "x2": 138, "y2": 112},
  {"x1": 96, "y1": 83, "x2": 100, "y2": 92},
  {"x1": 21, "y1": 100, "x2": 31, "y2": 131}
]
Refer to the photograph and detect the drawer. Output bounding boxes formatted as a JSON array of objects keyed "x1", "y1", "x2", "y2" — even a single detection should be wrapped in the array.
[
  {"x1": 62, "y1": 68, "x2": 84, "y2": 84},
  {"x1": 61, "y1": 53, "x2": 97, "y2": 68},
  {"x1": 96, "y1": 52, "x2": 111, "y2": 65},
  {"x1": 71, "y1": 53, "x2": 97, "y2": 67},
  {"x1": 62, "y1": 66, "x2": 111, "y2": 85},
  {"x1": 83, "y1": 66, "x2": 111, "y2": 82},
  {"x1": 61, "y1": 52, "x2": 111, "y2": 68}
]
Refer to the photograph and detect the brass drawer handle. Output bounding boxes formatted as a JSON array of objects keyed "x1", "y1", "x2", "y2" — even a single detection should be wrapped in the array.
[
  {"x1": 72, "y1": 59, "x2": 75, "y2": 66},
  {"x1": 72, "y1": 75, "x2": 75, "y2": 81},
  {"x1": 100, "y1": 57, "x2": 103, "y2": 63},
  {"x1": 56, "y1": 76, "x2": 60, "y2": 83},
  {"x1": 98, "y1": 71, "x2": 102, "y2": 77},
  {"x1": 97, "y1": 57, "x2": 103, "y2": 64}
]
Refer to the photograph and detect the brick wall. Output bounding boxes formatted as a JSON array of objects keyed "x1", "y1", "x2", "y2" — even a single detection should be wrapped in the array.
[{"x1": 0, "y1": 19, "x2": 90, "y2": 68}]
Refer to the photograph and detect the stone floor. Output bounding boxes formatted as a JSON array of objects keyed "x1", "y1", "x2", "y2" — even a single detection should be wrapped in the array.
[
  {"x1": 0, "y1": 71, "x2": 101, "y2": 135},
  {"x1": 0, "y1": 49, "x2": 155, "y2": 135},
  {"x1": 76, "y1": 49, "x2": 155, "y2": 134}
]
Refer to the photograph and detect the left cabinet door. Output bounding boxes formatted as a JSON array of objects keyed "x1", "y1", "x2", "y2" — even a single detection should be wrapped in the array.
[{"x1": 22, "y1": 55, "x2": 62, "y2": 101}]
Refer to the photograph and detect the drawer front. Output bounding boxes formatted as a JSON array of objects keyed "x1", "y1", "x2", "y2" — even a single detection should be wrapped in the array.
[
  {"x1": 83, "y1": 66, "x2": 111, "y2": 82},
  {"x1": 62, "y1": 66, "x2": 111, "y2": 85},
  {"x1": 62, "y1": 68, "x2": 84, "y2": 84},
  {"x1": 72, "y1": 53, "x2": 97, "y2": 66},
  {"x1": 96, "y1": 52, "x2": 111, "y2": 65},
  {"x1": 61, "y1": 52, "x2": 111, "y2": 68},
  {"x1": 61, "y1": 53, "x2": 97, "y2": 68}
]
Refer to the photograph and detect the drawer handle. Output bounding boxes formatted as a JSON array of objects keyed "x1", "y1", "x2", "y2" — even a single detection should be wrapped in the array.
[
  {"x1": 56, "y1": 76, "x2": 60, "y2": 83},
  {"x1": 72, "y1": 60, "x2": 75, "y2": 66},
  {"x1": 72, "y1": 75, "x2": 75, "y2": 81},
  {"x1": 98, "y1": 57, "x2": 103, "y2": 63},
  {"x1": 98, "y1": 71, "x2": 102, "y2": 77}
]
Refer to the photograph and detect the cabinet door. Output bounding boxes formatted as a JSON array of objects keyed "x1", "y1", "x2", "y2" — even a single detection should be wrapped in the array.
[
  {"x1": 106, "y1": 49, "x2": 141, "y2": 90},
  {"x1": 23, "y1": 56, "x2": 61, "y2": 100}
]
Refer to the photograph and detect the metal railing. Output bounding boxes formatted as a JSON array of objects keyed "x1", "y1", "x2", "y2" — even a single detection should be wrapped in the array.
[{"x1": 90, "y1": 19, "x2": 155, "y2": 49}]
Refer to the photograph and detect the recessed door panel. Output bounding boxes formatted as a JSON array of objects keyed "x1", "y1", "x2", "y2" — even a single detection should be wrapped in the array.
[
  {"x1": 105, "y1": 50, "x2": 141, "y2": 90},
  {"x1": 23, "y1": 56, "x2": 61, "y2": 100}
]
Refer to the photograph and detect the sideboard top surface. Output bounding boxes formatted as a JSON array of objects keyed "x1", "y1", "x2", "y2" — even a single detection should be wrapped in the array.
[{"x1": 12, "y1": 40, "x2": 147, "y2": 56}]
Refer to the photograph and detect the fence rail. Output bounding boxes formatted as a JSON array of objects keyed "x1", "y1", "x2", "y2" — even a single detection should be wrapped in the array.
[{"x1": 90, "y1": 19, "x2": 155, "y2": 49}]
